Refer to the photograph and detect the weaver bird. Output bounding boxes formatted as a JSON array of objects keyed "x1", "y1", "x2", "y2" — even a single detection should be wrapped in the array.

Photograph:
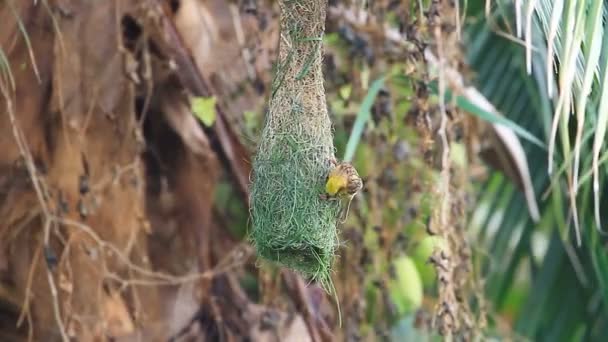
[{"x1": 321, "y1": 158, "x2": 363, "y2": 221}]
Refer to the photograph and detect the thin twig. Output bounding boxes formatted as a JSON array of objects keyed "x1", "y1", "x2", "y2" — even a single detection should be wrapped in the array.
[
  {"x1": 1, "y1": 74, "x2": 70, "y2": 342},
  {"x1": 46, "y1": 268, "x2": 69, "y2": 341},
  {"x1": 58, "y1": 217, "x2": 191, "y2": 281},
  {"x1": 103, "y1": 263, "x2": 238, "y2": 287},
  {"x1": 430, "y1": 18, "x2": 459, "y2": 337},
  {"x1": 17, "y1": 244, "x2": 42, "y2": 327},
  {"x1": 7, "y1": 0, "x2": 41, "y2": 83}
]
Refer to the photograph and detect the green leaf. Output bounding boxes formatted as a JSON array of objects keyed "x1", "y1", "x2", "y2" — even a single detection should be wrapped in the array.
[
  {"x1": 387, "y1": 256, "x2": 423, "y2": 316},
  {"x1": 428, "y1": 81, "x2": 546, "y2": 149},
  {"x1": 339, "y1": 84, "x2": 352, "y2": 100},
  {"x1": 343, "y1": 77, "x2": 385, "y2": 162},
  {"x1": 243, "y1": 110, "x2": 259, "y2": 133},
  {"x1": 191, "y1": 96, "x2": 217, "y2": 127},
  {"x1": 411, "y1": 236, "x2": 447, "y2": 288}
]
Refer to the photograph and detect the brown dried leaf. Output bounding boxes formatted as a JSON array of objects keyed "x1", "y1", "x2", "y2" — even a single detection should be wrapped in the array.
[{"x1": 103, "y1": 291, "x2": 135, "y2": 337}]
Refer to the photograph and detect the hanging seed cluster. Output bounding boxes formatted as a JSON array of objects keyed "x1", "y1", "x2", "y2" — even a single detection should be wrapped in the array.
[{"x1": 250, "y1": 0, "x2": 340, "y2": 286}]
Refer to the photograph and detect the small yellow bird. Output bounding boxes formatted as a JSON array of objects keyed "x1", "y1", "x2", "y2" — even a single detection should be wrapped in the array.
[{"x1": 321, "y1": 158, "x2": 363, "y2": 221}]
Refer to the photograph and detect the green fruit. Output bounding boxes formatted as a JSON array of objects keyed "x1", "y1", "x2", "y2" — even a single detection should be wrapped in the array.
[
  {"x1": 388, "y1": 256, "x2": 423, "y2": 316},
  {"x1": 412, "y1": 236, "x2": 447, "y2": 288}
]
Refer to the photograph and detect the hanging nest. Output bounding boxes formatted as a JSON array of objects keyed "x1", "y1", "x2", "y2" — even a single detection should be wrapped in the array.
[{"x1": 250, "y1": 0, "x2": 340, "y2": 285}]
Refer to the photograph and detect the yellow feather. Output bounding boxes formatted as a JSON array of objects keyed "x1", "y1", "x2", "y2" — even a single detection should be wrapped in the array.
[{"x1": 326, "y1": 169, "x2": 348, "y2": 196}]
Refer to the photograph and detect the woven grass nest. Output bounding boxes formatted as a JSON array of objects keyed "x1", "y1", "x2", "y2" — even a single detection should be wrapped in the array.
[{"x1": 250, "y1": 0, "x2": 341, "y2": 286}]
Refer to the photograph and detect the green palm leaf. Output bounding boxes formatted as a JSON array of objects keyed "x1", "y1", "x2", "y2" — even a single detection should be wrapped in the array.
[{"x1": 464, "y1": 1, "x2": 608, "y2": 339}]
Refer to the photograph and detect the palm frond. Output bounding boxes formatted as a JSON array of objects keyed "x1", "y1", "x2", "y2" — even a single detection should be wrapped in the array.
[{"x1": 463, "y1": 1, "x2": 608, "y2": 339}]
